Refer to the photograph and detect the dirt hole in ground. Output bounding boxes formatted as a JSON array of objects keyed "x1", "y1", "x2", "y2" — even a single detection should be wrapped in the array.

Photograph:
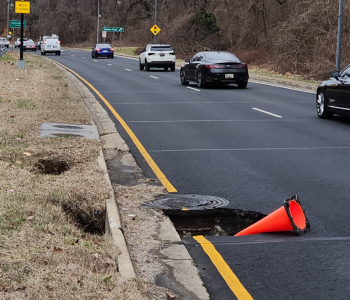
[
  {"x1": 163, "y1": 208, "x2": 266, "y2": 237},
  {"x1": 62, "y1": 203, "x2": 106, "y2": 235},
  {"x1": 32, "y1": 159, "x2": 70, "y2": 175}
]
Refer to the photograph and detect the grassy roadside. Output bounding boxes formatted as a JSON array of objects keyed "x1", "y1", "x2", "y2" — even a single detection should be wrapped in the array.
[{"x1": 0, "y1": 52, "x2": 146, "y2": 299}]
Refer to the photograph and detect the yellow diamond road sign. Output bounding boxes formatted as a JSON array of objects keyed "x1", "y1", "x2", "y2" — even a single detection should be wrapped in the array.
[
  {"x1": 150, "y1": 24, "x2": 161, "y2": 36},
  {"x1": 15, "y1": 1, "x2": 31, "y2": 14}
]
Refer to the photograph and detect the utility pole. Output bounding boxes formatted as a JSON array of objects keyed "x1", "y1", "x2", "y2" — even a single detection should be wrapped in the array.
[
  {"x1": 154, "y1": 0, "x2": 157, "y2": 44},
  {"x1": 97, "y1": 0, "x2": 100, "y2": 45},
  {"x1": 336, "y1": 0, "x2": 344, "y2": 71},
  {"x1": 7, "y1": 0, "x2": 11, "y2": 36}
]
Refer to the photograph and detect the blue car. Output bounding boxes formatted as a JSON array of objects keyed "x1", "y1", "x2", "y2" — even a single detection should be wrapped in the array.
[{"x1": 91, "y1": 44, "x2": 114, "y2": 59}]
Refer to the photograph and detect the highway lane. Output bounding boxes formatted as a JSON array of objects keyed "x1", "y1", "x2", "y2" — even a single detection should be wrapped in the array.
[{"x1": 46, "y1": 49, "x2": 350, "y2": 299}]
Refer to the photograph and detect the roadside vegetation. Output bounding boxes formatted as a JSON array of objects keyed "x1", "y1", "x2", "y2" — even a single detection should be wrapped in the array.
[
  {"x1": 1, "y1": 0, "x2": 348, "y2": 81},
  {"x1": 0, "y1": 52, "x2": 146, "y2": 299}
]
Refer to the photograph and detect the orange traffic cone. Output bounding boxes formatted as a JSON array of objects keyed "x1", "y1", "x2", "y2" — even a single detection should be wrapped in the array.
[{"x1": 235, "y1": 195, "x2": 310, "y2": 236}]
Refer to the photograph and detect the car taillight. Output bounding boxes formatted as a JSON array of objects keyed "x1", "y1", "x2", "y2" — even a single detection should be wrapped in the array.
[
  {"x1": 205, "y1": 65, "x2": 222, "y2": 69},
  {"x1": 96, "y1": 48, "x2": 100, "y2": 51},
  {"x1": 44, "y1": 41, "x2": 46, "y2": 44},
  {"x1": 110, "y1": 48, "x2": 114, "y2": 51},
  {"x1": 58, "y1": 40, "x2": 61, "y2": 44},
  {"x1": 236, "y1": 64, "x2": 248, "y2": 69},
  {"x1": 148, "y1": 52, "x2": 155, "y2": 56},
  {"x1": 169, "y1": 52, "x2": 175, "y2": 55}
]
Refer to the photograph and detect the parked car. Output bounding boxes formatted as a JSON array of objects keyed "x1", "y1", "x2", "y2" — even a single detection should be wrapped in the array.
[
  {"x1": 139, "y1": 44, "x2": 176, "y2": 71},
  {"x1": 36, "y1": 41, "x2": 43, "y2": 50},
  {"x1": 41, "y1": 34, "x2": 61, "y2": 55},
  {"x1": 180, "y1": 51, "x2": 249, "y2": 88},
  {"x1": 0, "y1": 37, "x2": 10, "y2": 48},
  {"x1": 14, "y1": 38, "x2": 29, "y2": 48},
  {"x1": 91, "y1": 44, "x2": 114, "y2": 59},
  {"x1": 23, "y1": 40, "x2": 36, "y2": 51},
  {"x1": 316, "y1": 64, "x2": 350, "y2": 119}
]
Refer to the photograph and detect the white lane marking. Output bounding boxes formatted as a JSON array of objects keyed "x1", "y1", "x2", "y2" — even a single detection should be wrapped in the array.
[
  {"x1": 71, "y1": 55, "x2": 75, "y2": 57},
  {"x1": 149, "y1": 146, "x2": 350, "y2": 153},
  {"x1": 150, "y1": 76, "x2": 159, "y2": 79},
  {"x1": 187, "y1": 87, "x2": 200, "y2": 92},
  {"x1": 249, "y1": 80, "x2": 315, "y2": 94},
  {"x1": 82, "y1": 57, "x2": 86, "y2": 59},
  {"x1": 252, "y1": 107, "x2": 282, "y2": 118},
  {"x1": 107, "y1": 64, "x2": 113, "y2": 66},
  {"x1": 128, "y1": 119, "x2": 288, "y2": 123},
  {"x1": 93, "y1": 60, "x2": 98, "y2": 62},
  {"x1": 125, "y1": 69, "x2": 132, "y2": 72}
]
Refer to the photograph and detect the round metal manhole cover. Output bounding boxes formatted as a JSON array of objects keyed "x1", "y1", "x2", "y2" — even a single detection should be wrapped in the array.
[{"x1": 144, "y1": 194, "x2": 229, "y2": 210}]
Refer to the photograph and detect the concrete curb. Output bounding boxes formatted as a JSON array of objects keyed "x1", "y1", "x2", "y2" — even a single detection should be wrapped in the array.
[
  {"x1": 51, "y1": 57, "x2": 210, "y2": 298},
  {"x1": 54, "y1": 62, "x2": 137, "y2": 281}
]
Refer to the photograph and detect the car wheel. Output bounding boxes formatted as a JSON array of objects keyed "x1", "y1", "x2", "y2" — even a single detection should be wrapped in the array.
[
  {"x1": 171, "y1": 65, "x2": 175, "y2": 72},
  {"x1": 197, "y1": 72, "x2": 207, "y2": 88},
  {"x1": 164, "y1": 67, "x2": 168, "y2": 71},
  {"x1": 145, "y1": 60, "x2": 150, "y2": 71},
  {"x1": 317, "y1": 91, "x2": 333, "y2": 119},
  {"x1": 139, "y1": 60, "x2": 144, "y2": 70},
  {"x1": 238, "y1": 81, "x2": 248, "y2": 89},
  {"x1": 111, "y1": 55, "x2": 114, "y2": 59},
  {"x1": 180, "y1": 70, "x2": 189, "y2": 86}
]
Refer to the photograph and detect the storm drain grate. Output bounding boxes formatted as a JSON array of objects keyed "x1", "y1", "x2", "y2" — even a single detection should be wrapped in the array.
[
  {"x1": 143, "y1": 194, "x2": 229, "y2": 210},
  {"x1": 40, "y1": 123, "x2": 99, "y2": 140}
]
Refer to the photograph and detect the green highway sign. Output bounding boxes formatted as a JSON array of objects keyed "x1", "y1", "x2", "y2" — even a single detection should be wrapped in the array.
[
  {"x1": 102, "y1": 27, "x2": 124, "y2": 33},
  {"x1": 10, "y1": 20, "x2": 26, "y2": 28}
]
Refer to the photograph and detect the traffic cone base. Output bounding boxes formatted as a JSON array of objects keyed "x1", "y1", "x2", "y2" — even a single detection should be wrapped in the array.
[{"x1": 235, "y1": 195, "x2": 310, "y2": 237}]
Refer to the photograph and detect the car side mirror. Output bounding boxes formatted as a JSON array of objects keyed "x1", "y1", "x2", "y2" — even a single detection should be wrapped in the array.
[
  {"x1": 331, "y1": 71, "x2": 340, "y2": 79},
  {"x1": 185, "y1": 59, "x2": 190, "y2": 63}
]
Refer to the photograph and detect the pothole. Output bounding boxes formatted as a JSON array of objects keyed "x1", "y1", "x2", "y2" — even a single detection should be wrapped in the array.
[
  {"x1": 32, "y1": 158, "x2": 70, "y2": 175},
  {"x1": 164, "y1": 208, "x2": 266, "y2": 237},
  {"x1": 62, "y1": 203, "x2": 106, "y2": 235},
  {"x1": 144, "y1": 194, "x2": 265, "y2": 237}
]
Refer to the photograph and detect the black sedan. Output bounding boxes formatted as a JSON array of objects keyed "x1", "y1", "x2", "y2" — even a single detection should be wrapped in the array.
[
  {"x1": 91, "y1": 44, "x2": 114, "y2": 59},
  {"x1": 180, "y1": 51, "x2": 249, "y2": 88},
  {"x1": 316, "y1": 64, "x2": 350, "y2": 118},
  {"x1": 23, "y1": 41, "x2": 36, "y2": 52}
]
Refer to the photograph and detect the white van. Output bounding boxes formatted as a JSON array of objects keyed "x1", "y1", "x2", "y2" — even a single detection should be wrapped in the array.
[{"x1": 41, "y1": 34, "x2": 61, "y2": 56}]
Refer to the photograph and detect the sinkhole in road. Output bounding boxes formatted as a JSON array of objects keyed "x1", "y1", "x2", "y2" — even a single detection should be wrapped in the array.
[{"x1": 145, "y1": 194, "x2": 266, "y2": 237}]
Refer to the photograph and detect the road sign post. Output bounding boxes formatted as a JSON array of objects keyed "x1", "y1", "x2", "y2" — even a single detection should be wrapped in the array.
[{"x1": 15, "y1": 0, "x2": 30, "y2": 69}]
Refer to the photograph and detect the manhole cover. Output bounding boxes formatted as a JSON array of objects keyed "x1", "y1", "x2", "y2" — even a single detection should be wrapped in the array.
[{"x1": 144, "y1": 194, "x2": 229, "y2": 210}]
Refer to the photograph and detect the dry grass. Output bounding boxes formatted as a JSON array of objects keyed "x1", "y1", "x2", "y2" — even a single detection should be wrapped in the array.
[{"x1": 0, "y1": 52, "x2": 147, "y2": 299}]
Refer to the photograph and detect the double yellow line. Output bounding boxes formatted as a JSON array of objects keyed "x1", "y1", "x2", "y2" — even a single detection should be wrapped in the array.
[{"x1": 54, "y1": 60, "x2": 177, "y2": 193}]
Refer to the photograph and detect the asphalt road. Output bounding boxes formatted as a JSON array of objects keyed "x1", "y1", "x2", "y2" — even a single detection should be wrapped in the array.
[{"x1": 44, "y1": 49, "x2": 350, "y2": 299}]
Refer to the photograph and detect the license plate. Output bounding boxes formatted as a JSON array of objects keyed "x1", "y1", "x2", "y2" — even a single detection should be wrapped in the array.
[
  {"x1": 47, "y1": 45, "x2": 51, "y2": 48},
  {"x1": 160, "y1": 53, "x2": 165, "y2": 57},
  {"x1": 103, "y1": 50, "x2": 107, "y2": 52},
  {"x1": 225, "y1": 74, "x2": 234, "y2": 79}
]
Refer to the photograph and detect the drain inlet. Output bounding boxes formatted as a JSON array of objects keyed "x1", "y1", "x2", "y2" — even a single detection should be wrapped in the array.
[{"x1": 164, "y1": 208, "x2": 265, "y2": 237}]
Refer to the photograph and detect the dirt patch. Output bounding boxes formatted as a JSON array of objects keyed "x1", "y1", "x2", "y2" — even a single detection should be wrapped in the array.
[{"x1": 0, "y1": 52, "x2": 149, "y2": 299}]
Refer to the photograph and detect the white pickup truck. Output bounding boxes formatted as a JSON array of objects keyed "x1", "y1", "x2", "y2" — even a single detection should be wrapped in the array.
[{"x1": 41, "y1": 34, "x2": 61, "y2": 56}]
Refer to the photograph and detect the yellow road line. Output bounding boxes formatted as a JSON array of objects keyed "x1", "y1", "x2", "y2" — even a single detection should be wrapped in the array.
[
  {"x1": 193, "y1": 235, "x2": 254, "y2": 300},
  {"x1": 54, "y1": 60, "x2": 177, "y2": 193}
]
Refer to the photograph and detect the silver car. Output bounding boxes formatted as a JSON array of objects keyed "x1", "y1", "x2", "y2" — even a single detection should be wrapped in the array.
[{"x1": 0, "y1": 37, "x2": 9, "y2": 48}]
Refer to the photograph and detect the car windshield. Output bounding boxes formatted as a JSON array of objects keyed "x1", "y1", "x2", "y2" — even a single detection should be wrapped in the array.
[
  {"x1": 96, "y1": 44, "x2": 111, "y2": 48},
  {"x1": 150, "y1": 46, "x2": 172, "y2": 51},
  {"x1": 204, "y1": 52, "x2": 241, "y2": 63}
]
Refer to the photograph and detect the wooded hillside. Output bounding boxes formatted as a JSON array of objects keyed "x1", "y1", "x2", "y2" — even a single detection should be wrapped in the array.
[{"x1": 1, "y1": 0, "x2": 349, "y2": 79}]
